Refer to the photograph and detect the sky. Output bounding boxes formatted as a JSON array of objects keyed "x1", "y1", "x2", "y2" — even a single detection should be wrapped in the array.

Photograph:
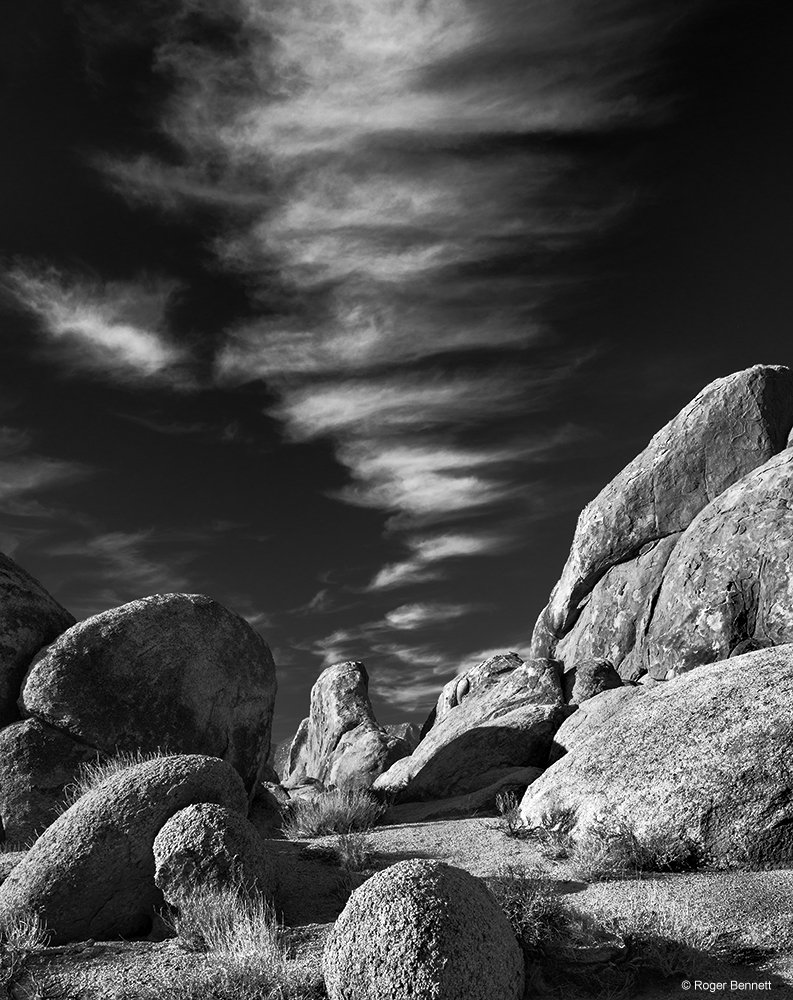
[{"x1": 1, "y1": 0, "x2": 792, "y2": 746}]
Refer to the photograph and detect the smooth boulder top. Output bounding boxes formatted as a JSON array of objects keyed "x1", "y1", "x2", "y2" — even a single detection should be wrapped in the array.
[
  {"x1": 323, "y1": 859, "x2": 524, "y2": 1000},
  {"x1": 531, "y1": 365, "x2": 793, "y2": 660},
  {"x1": 519, "y1": 644, "x2": 793, "y2": 865},
  {"x1": 0, "y1": 754, "x2": 248, "y2": 944},
  {"x1": 284, "y1": 661, "x2": 409, "y2": 788},
  {"x1": 0, "y1": 552, "x2": 74, "y2": 727},
  {"x1": 20, "y1": 593, "x2": 277, "y2": 792}
]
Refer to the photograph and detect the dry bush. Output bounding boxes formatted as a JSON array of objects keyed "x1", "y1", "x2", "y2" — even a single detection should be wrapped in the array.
[
  {"x1": 495, "y1": 790, "x2": 526, "y2": 838},
  {"x1": 281, "y1": 787, "x2": 385, "y2": 839},
  {"x1": 333, "y1": 832, "x2": 374, "y2": 872},
  {"x1": 490, "y1": 866, "x2": 724, "y2": 998},
  {"x1": 569, "y1": 818, "x2": 699, "y2": 882},
  {"x1": 0, "y1": 910, "x2": 50, "y2": 993},
  {"x1": 489, "y1": 864, "x2": 575, "y2": 957},
  {"x1": 525, "y1": 806, "x2": 577, "y2": 861},
  {"x1": 61, "y1": 748, "x2": 173, "y2": 811},
  {"x1": 140, "y1": 882, "x2": 325, "y2": 1000}
]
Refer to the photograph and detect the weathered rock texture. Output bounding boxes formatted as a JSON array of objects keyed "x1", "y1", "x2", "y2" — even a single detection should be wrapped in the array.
[
  {"x1": 548, "y1": 687, "x2": 643, "y2": 764},
  {"x1": 0, "y1": 553, "x2": 74, "y2": 727},
  {"x1": 564, "y1": 658, "x2": 623, "y2": 704},
  {"x1": 0, "y1": 755, "x2": 247, "y2": 944},
  {"x1": 0, "y1": 718, "x2": 97, "y2": 844},
  {"x1": 530, "y1": 365, "x2": 793, "y2": 682},
  {"x1": 154, "y1": 803, "x2": 274, "y2": 909},
  {"x1": 642, "y1": 448, "x2": 793, "y2": 678},
  {"x1": 520, "y1": 645, "x2": 793, "y2": 865},
  {"x1": 323, "y1": 859, "x2": 524, "y2": 1000},
  {"x1": 375, "y1": 654, "x2": 566, "y2": 803},
  {"x1": 21, "y1": 594, "x2": 277, "y2": 792},
  {"x1": 283, "y1": 661, "x2": 410, "y2": 788}
]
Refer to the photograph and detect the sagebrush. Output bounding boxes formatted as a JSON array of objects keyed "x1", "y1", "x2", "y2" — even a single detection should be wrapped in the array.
[{"x1": 281, "y1": 787, "x2": 385, "y2": 839}]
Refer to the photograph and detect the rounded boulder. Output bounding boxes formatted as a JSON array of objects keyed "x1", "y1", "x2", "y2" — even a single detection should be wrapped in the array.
[
  {"x1": 0, "y1": 754, "x2": 248, "y2": 944},
  {"x1": 20, "y1": 593, "x2": 277, "y2": 791},
  {"x1": 154, "y1": 802, "x2": 274, "y2": 908},
  {"x1": 322, "y1": 859, "x2": 524, "y2": 1000}
]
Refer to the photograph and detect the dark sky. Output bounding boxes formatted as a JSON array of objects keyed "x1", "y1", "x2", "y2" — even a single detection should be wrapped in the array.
[{"x1": 1, "y1": 0, "x2": 791, "y2": 746}]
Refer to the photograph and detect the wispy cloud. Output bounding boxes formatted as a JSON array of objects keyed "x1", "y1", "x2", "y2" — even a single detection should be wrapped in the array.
[
  {"x1": 5, "y1": 267, "x2": 191, "y2": 387},
  {"x1": 384, "y1": 602, "x2": 475, "y2": 630},
  {"x1": 49, "y1": 530, "x2": 192, "y2": 617},
  {"x1": 88, "y1": 0, "x2": 699, "y2": 588},
  {"x1": 0, "y1": 426, "x2": 88, "y2": 519},
  {"x1": 369, "y1": 531, "x2": 509, "y2": 590}
]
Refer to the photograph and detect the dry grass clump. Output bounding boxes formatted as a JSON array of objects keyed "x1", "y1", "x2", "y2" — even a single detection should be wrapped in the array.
[
  {"x1": 0, "y1": 910, "x2": 50, "y2": 993},
  {"x1": 490, "y1": 867, "x2": 725, "y2": 998},
  {"x1": 568, "y1": 818, "x2": 700, "y2": 882},
  {"x1": 332, "y1": 831, "x2": 374, "y2": 872},
  {"x1": 61, "y1": 747, "x2": 173, "y2": 810},
  {"x1": 139, "y1": 882, "x2": 324, "y2": 1000},
  {"x1": 281, "y1": 787, "x2": 385, "y2": 839}
]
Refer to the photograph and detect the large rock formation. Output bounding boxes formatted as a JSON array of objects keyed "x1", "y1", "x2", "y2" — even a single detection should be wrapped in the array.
[
  {"x1": 323, "y1": 859, "x2": 524, "y2": 1000},
  {"x1": 0, "y1": 755, "x2": 247, "y2": 944},
  {"x1": 374, "y1": 654, "x2": 566, "y2": 803},
  {"x1": 531, "y1": 365, "x2": 793, "y2": 682},
  {"x1": 21, "y1": 594, "x2": 277, "y2": 792},
  {"x1": 0, "y1": 719, "x2": 97, "y2": 844},
  {"x1": 519, "y1": 645, "x2": 793, "y2": 865},
  {"x1": 642, "y1": 448, "x2": 793, "y2": 678},
  {"x1": 0, "y1": 553, "x2": 74, "y2": 726},
  {"x1": 283, "y1": 661, "x2": 410, "y2": 789}
]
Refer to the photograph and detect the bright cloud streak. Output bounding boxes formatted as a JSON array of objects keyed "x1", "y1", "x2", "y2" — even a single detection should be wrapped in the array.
[{"x1": 6, "y1": 267, "x2": 189, "y2": 386}]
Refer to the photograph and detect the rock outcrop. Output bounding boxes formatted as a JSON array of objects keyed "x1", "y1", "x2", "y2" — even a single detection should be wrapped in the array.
[
  {"x1": 519, "y1": 645, "x2": 793, "y2": 865},
  {"x1": 323, "y1": 859, "x2": 524, "y2": 1000},
  {"x1": 0, "y1": 754, "x2": 247, "y2": 944},
  {"x1": 154, "y1": 803, "x2": 274, "y2": 909},
  {"x1": 283, "y1": 661, "x2": 410, "y2": 789},
  {"x1": 530, "y1": 365, "x2": 793, "y2": 682},
  {"x1": 0, "y1": 553, "x2": 74, "y2": 726},
  {"x1": 564, "y1": 658, "x2": 623, "y2": 704},
  {"x1": 641, "y1": 448, "x2": 793, "y2": 678},
  {"x1": 375, "y1": 654, "x2": 566, "y2": 803},
  {"x1": 0, "y1": 718, "x2": 97, "y2": 844},
  {"x1": 21, "y1": 594, "x2": 277, "y2": 792}
]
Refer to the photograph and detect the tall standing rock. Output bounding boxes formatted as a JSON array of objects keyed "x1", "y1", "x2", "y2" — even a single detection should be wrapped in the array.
[
  {"x1": 0, "y1": 553, "x2": 74, "y2": 727},
  {"x1": 20, "y1": 594, "x2": 277, "y2": 793},
  {"x1": 283, "y1": 661, "x2": 409, "y2": 788},
  {"x1": 531, "y1": 365, "x2": 793, "y2": 681}
]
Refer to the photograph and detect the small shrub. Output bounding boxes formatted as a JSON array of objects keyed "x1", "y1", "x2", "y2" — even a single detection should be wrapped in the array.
[
  {"x1": 527, "y1": 806, "x2": 576, "y2": 861},
  {"x1": 495, "y1": 790, "x2": 526, "y2": 838},
  {"x1": 61, "y1": 747, "x2": 172, "y2": 811},
  {"x1": 143, "y1": 881, "x2": 327, "y2": 999},
  {"x1": 281, "y1": 787, "x2": 385, "y2": 839},
  {"x1": 0, "y1": 910, "x2": 50, "y2": 992},
  {"x1": 333, "y1": 832, "x2": 374, "y2": 872},
  {"x1": 569, "y1": 818, "x2": 699, "y2": 881},
  {"x1": 489, "y1": 864, "x2": 574, "y2": 958},
  {"x1": 608, "y1": 885, "x2": 721, "y2": 980}
]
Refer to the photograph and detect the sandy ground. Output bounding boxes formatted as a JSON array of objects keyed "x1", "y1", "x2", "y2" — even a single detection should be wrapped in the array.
[{"x1": 10, "y1": 816, "x2": 793, "y2": 999}]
